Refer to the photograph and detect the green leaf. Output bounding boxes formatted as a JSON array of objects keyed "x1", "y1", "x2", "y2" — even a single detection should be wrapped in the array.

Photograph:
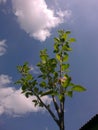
[
  {"x1": 25, "y1": 74, "x2": 33, "y2": 81},
  {"x1": 71, "y1": 85, "x2": 86, "y2": 92},
  {"x1": 62, "y1": 54, "x2": 69, "y2": 62},
  {"x1": 34, "y1": 88, "x2": 39, "y2": 93},
  {"x1": 53, "y1": 72, "x2": 58, "y2": 78},
  {"x1": 58, "y1": 94, "x2": 64, "y2": 102},
  {"x1": 22, "y1": 85, "x2": 27, "y2": 91},
  {"x1": 61, "y1": 64, "x2": 69, "y2": 71},
  {"x1": 62, "y1": 44, "x2": 68, "y2": 51},
  {"x1": 40, "y1": 49, "x2": 48, "y2": 63},
  {"x1": 60, "y1": 33, "x2": 67, "y2": 42},
  {"x1": 69, "y1": 38, "x2": 76, "y2": 43},
  {"x1": 32, "y1": 99, "x2": 37, "y2": 103},
  {"x1": 65, "y1": 46, "x2": 72, "y2": 51},
  {"x1": 66, "y1": 31, "x2": 71, "y2": 34},
  {"x1": 62, "y1": 45, "x2": 72, "y2": 51},
  {"x1": 15, "y1": 79, "x2": 22, "y2": 85},
  {"x1": 56, "y1": 54, "x2": 61, "y2": 61},
  {"x1": 17, "y1": 66, "x2": 22, "y2": 73},
  {"x1": 32, "y1": 80, "x2": 37, "y2": 86},
  {"x1": 54, "y1": 37, "x2": 60, "y2": 43},
  {"x1": 40, "y1": 81, "x2": 47, "y2": 88},
  {"x1": 17, "y1": 62, "x2": 30, "y2": 76},
  {"x1": 23, "y1": 62, "x2": 30, "y2": 72},
  {"x1": 39, "y1": 102, "x2": 44, "y2": 107},
  {"x1": 32, "y1": 99, "x2": 38, "y2": 107},
  {"x1": 58, "y1": 30, "x2": 64, "y2": 36},
  {"x1": 49, "y1": 58, "x2": 57, "y2": 68},
  {"x1": 25, "y1": 92, "x2": 33, "y2": 98},
  {"x1": 54, "y1": 43, "x2": 59, "y2": 53},
  {"x1": 66, "y1": 91, "x2": 73, "y2": 97}
]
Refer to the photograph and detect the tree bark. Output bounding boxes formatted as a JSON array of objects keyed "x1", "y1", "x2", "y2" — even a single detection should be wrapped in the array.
[
  {"x1": 59, "y1": 115, "x2": 65, "y2": 130},
  {"x1": 59, "y1": 102, "x2": 65, "y2": 130}
]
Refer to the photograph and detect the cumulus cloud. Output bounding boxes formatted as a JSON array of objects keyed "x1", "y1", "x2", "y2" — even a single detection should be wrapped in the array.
[
  {"x1": 0, "y1": 74, "x2": 12, "y2": 85},
  {"x1": 12, "y1": 0, "x2": 71, "y2": 41},
  {"x1": 0, "y1": 40, "x2": 7, "y2": 56},
  {"x1": 0, "y1": 74, "x2": 51, "y2": 116}
]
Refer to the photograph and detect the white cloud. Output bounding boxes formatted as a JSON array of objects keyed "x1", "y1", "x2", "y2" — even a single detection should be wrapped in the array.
[
  {"x1": 0, "y1": 40, "x2": 7, "y2": 56},
  {"x1": 0, "y1": 74, "x2": 52, "y2": 116},
  {"x1": 0, "y1": 74, "x2": 12, "y2": 86},
  {"x1": 12, "y1": 0, "x2": 71, "y2": 41}
]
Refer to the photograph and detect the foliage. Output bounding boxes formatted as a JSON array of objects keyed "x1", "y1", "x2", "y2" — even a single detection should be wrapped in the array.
[{"x1": 15, "y1": 30, "x2": 86, "y2": 130}]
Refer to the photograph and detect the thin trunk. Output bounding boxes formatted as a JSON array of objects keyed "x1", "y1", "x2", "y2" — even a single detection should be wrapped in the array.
[
  {"x1": 59, "y1": 112, "x2": 65, "y2": 130},
  {"x1": 59, "y1": 99, "x2": 65, "y2": 130},
  {"x1": 59, "y1": 63, "x2": 65, "y2": 130}
]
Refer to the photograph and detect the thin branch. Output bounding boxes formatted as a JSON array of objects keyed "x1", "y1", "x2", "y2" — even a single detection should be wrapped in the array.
[
  {"x1": 34, "y1": 92, "x2": 60, "y2": 126},
  {"x1": 52, "y1": 95, "x2": 61, "y2": 118}
]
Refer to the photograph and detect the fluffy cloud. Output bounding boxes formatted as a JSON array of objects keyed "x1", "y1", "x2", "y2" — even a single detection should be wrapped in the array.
[
  {"x1": 12, "y1": 0, "x2": 71, "y2": 41},
  {"x1": 0, "y1": 40, "x2": 7, "y2": 56},
  {"x1": 0, "y1": 74, "x2": 51, "y2": 116},
  {"x1": 0, "y1": 74, "x2": 12, "y2": 85}
]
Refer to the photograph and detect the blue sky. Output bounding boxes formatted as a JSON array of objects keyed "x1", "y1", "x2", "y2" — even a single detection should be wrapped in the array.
[{"x1": 0, "y1": 0, "x2": 98, "y2": 130}]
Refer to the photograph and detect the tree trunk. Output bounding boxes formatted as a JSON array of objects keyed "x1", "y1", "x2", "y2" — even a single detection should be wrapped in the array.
[
  {"x1": 59, "y1": 113, "x2": 65, "y2": 130},
  {"x1": 59, "y1": 95, "x2": 65, "y2": 130}
]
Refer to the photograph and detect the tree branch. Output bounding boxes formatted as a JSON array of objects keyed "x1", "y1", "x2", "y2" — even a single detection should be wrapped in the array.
[
  {"x1": 34, "y1": 92, "x2": 60, "y2": 126},
  {"x1": 52, "y1": 95, "x2": 61, "y2": 117}
]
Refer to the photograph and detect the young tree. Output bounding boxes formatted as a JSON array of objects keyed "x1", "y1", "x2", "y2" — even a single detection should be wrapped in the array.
[{"x1": 16, "y1": 30, "x2": 86, "y2": 130}]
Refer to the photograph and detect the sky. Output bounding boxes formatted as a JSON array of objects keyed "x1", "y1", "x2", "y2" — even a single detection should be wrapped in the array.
[{"x1": 0, "y1": 0, "x2": 98, "y2": 130}]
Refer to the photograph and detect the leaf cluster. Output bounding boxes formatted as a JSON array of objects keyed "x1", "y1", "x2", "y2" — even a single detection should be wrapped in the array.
[{"x1": 15, "y1": 30, "x2": 86, "y2": 115}]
